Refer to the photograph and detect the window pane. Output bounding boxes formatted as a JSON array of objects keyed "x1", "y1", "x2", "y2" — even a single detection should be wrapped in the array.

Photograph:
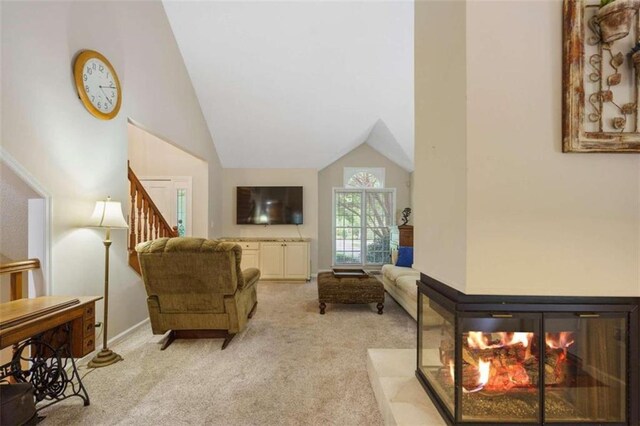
[
  {"x1": 344, "y1": 168, "x2": 385, "y2": 188},
  {"x1": 364, "y1": 191, "x2": 393, "y2": 265},
  {"x1": 333, "y1": 189, "x2": 394, "y2": 266},
  {"x1": 176, "y1": 188, "x2": 187, "y2": 237},
  {"x1": 347, "y1": 171, "x2": 381, "y2": 188}
]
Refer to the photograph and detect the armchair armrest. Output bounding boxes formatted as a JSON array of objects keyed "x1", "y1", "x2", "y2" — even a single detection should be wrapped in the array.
[{"x1": 240, "y1": 268, "x2": 260, "y2": 289}]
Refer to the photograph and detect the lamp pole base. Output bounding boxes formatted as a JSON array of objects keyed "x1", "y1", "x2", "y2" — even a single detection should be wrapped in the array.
[{"x1": 88, "y1": 348, "x2": 123, "y2": 368}]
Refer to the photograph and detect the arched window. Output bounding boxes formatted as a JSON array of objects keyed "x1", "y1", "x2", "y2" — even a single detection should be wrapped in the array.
[
  {"x1": 334, "y1": 167, "x2": 393, "y2": 266},
  {"x1": 343, "y1": 167, "x2": 385, "y2": 188}
]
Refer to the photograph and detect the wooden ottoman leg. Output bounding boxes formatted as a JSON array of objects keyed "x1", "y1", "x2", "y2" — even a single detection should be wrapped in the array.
[
  {"x1": 319, "y1": 302, "x2": 326, "y2": 315},
  {"x1": 377, "y1": 303, "x2": 384, "y2": 315}
]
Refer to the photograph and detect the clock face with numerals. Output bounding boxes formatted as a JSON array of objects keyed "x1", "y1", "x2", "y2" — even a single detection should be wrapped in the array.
[{"x1": 73, "y1": 50, "x2": 121, "y2": 120}]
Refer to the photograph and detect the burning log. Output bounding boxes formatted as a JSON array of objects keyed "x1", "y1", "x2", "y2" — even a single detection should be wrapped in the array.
[
  {"x1": 545, "y1": 348, "x2": 568, "y2": 385},
  {"x1": 443, "y1": 331, "x2": 573, "y2": 393},
  {"x1": 461, "y1": 331, "x2": 542, "y2": 392}
]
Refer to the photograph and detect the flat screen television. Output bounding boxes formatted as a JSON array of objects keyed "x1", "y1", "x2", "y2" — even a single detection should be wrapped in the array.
[{"x1": 236, "y1": 186, "x2": 303, "y2": 225}]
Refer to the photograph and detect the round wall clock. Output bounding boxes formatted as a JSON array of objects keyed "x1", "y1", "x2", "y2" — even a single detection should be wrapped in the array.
[{"x1": 73, "y1": 50, "x2": 122, "y2": 120}]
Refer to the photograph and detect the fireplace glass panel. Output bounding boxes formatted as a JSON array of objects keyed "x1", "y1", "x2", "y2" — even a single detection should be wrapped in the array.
[
  {"x1": 418, "y1": 293, "x2": 455, "y2": 417},
  {"x1": 544, "y1": 314, "x2": 627, "y2": 423},
  {"x1": 459, "y1": 315, "x2": 541, "y2": 423}
]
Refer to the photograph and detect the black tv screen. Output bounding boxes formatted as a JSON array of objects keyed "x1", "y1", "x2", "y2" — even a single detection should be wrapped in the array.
[{"x1": 236, "y1": 186, "x2": 303, "y2": 225}]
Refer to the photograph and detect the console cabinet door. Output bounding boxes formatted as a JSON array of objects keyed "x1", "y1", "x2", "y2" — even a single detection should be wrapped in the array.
[
  {"x1": 228, "y1": 242, "x2": 259, "y2": 271},
  {"x1": 283, "y1": 242, "x2": 309, "y2": 280},
  {"x1": 242, "y1": 250, "x2": 259, "y2": 270},
  {"x1": 259, "y1": 242, "x2": 284, "y2": 279}
]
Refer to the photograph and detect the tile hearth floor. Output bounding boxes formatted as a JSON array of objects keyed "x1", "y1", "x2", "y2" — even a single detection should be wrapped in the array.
[{"x1": 367, "y1": 349, "x2": 446, "y2": 425}]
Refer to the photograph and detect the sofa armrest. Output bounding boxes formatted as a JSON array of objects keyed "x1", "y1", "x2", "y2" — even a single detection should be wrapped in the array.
[{"x1": 240, "y1": 268, "x2": 260, "y2": 289}]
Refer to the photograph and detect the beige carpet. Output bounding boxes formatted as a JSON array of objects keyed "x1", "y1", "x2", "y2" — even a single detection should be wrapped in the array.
[{"x1": 40, "y1": 280, "x2": 416, "y2": 425}]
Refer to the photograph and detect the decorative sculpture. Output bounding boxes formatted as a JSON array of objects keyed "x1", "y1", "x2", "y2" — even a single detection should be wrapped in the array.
[{"x1": 400, "y1": 207, "x2": 411, "y2": 226}]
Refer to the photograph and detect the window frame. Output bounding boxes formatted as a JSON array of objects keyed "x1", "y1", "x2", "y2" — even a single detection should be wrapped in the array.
[
  {"x1": 343, "y1": 167, "x2": 386, "y2": 189},
  {"x1": 332, "y1": 187, "x2": 396, "y2": 267}
]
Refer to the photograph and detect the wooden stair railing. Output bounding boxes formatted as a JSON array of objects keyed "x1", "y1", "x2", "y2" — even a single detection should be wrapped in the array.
[
  {"x1": 128, "y1": 165, "x2": 177, "y2": 274},
  {"x1": 0, "y1": 259, "x2": 41, "y2": 301}
]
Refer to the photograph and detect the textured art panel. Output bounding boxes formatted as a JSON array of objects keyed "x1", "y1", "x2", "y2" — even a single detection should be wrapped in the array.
[{"x1": 563, "y1": 0, "x2": 640, "y2": 152}]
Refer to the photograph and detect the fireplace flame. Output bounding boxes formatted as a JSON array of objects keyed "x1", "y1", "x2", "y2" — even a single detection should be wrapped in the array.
[
  {"x1": 545, "y1": 332, "x2": 575, "y2": 350},
  {"x1": 504, "y1": 332, "x2": 533, "y2": 348},
  {"x1": 463, "y1": 331, "x2": 535, "y2": 392},
  {"x1": 466, "y1": 331, "x2": 491, "y2": 349},
  {"x1": 457, "y1": 330, "x2": 575, "y2": 393},
  {"x1": 477, "y1": 358, "x2": 491, "y2": 387},
  {"x1": 466, "y1": 331, "x2": 534, "y2": 350}
]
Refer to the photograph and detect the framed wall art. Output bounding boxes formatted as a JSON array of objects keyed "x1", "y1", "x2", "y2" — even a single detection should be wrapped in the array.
[{"x1": 563, "y1": 0, "x2": 640, "y2": 152}]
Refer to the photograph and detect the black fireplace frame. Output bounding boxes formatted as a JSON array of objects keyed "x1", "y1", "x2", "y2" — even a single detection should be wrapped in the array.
[{"x1": 416, "y1": 273, "x2": 640, "y2": 426}]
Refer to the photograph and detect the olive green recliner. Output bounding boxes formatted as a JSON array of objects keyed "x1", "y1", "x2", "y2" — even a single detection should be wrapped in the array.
[{"x1": 136, "y1": 237, "x2": 260, "y2": 350}]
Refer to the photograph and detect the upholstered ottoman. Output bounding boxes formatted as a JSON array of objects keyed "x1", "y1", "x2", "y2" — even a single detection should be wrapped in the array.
[{"x1": 317, "y1": 271, "x2": 385, "y2": 314}]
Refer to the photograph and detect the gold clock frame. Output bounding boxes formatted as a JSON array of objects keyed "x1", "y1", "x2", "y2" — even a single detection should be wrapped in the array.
[{"x1": 73, "y1": 50, "x2": 122, "y2": 120}]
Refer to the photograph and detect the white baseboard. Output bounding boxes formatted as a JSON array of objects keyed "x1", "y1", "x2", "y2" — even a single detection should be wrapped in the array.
[{"x1": 77, "y1": 317, "x2": 150, "y2": 365}]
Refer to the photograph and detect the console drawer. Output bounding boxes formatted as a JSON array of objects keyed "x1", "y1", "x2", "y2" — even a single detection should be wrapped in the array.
[{"x1": 236, "y1": 242, "x2": 259, "y2": 250}]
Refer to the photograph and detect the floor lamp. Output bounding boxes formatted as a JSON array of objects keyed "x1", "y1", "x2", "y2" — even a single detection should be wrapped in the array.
[{"x1": 88, "y1": 196, "x2": 128, "y2": 368}]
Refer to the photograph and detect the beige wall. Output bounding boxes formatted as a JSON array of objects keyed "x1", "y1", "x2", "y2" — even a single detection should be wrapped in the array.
[
  {"x1": 1, "y1": 1, "x2": 223, "y2": 339},
  {"x1": 414, "y1": 0, "x2": 640, "y2": 296},
  {"x1": 128, "y1": 123, "x2": 209, "y2": 238},
  {"x1": 464, "y1": 1, "x2": 639, "y2": 296},
  {"x1": 221, "y1": 169, "x2": 319, "y2": 273},
  {"x1": 413, "y1": 0, "x2": 468, "y2": 292},
  {"x1": 0, "y1": 165, "x2": 39, "y2": 263},
  {"x1": 318, "y1": 143, "x2": 412, "y2": 270}
]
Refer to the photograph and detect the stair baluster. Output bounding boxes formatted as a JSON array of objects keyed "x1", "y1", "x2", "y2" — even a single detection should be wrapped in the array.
[
  {"x1": 127, "y1": 164, "x2": 178, "y2": 275},
  {"x1": 130, "y1": 186, "x2": 137, "y2": 250}
]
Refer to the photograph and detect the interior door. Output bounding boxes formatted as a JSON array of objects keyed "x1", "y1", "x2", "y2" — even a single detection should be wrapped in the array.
[{"x1": 139, "y1": 177, "x2": 192, "y2": 236}]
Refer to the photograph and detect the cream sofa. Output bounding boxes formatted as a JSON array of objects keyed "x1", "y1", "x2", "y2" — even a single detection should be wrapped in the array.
[
  {"x1": 380, "y1": 264, "x2": 421, "y2": 320},
  {"x1": 381, "y1": 264, "x2": 443, "y2": 326}
]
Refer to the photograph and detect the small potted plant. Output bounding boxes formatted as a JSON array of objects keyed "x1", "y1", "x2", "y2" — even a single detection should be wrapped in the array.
[{"x1": 597, "y1": 0, "x2": 640, "y2": 43}]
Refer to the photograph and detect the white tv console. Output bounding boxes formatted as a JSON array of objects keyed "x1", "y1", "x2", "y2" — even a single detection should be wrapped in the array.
[{"x1": 220, "y1": 237, "x2": 311, "y2": 281}]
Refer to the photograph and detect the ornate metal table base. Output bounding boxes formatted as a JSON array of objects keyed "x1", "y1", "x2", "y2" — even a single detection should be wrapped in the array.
[{"x1": 0, "y1": 323, "x2": 90, "y2": 410}]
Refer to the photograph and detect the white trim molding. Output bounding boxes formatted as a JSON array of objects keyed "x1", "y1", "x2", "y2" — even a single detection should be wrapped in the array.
[{"x1": 0, "y1": 146, "x2": 53, "y2": 296}]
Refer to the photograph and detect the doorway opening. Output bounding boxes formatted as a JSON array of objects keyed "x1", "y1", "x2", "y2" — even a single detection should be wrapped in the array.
[
  {"x1": 138, "y1": 176, "x2": 192, "y2": 237},
  {"x1": 127, "y1": 121, "x2": 209, "y2": 238},
  {"x1": 0, "y1": 156, "x2": 49, "y2": 301}
]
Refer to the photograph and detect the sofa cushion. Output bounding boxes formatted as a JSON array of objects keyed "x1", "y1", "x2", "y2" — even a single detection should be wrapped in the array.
[
  {"x1": 381, "y1": 264, "x2": 420, "y2": 283},
  {"x1": 396, "y1": 275, "x2": 418, "y2": 301}
]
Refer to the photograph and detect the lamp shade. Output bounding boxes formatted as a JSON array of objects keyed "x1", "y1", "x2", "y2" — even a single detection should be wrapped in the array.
[{"x1": 89, "y1": 197, "x2": 128, "y2": 229}]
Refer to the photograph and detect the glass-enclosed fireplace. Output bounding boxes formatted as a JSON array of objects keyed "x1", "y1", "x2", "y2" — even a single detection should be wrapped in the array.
[{"x1": 417, "y1": 274, "x2": 639, "y2": 425}]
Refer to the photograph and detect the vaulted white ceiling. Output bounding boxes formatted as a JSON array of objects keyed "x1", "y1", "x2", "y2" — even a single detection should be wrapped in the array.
[{"x1": 163, "y1": 1, "x2": 414, "y2": 170}]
